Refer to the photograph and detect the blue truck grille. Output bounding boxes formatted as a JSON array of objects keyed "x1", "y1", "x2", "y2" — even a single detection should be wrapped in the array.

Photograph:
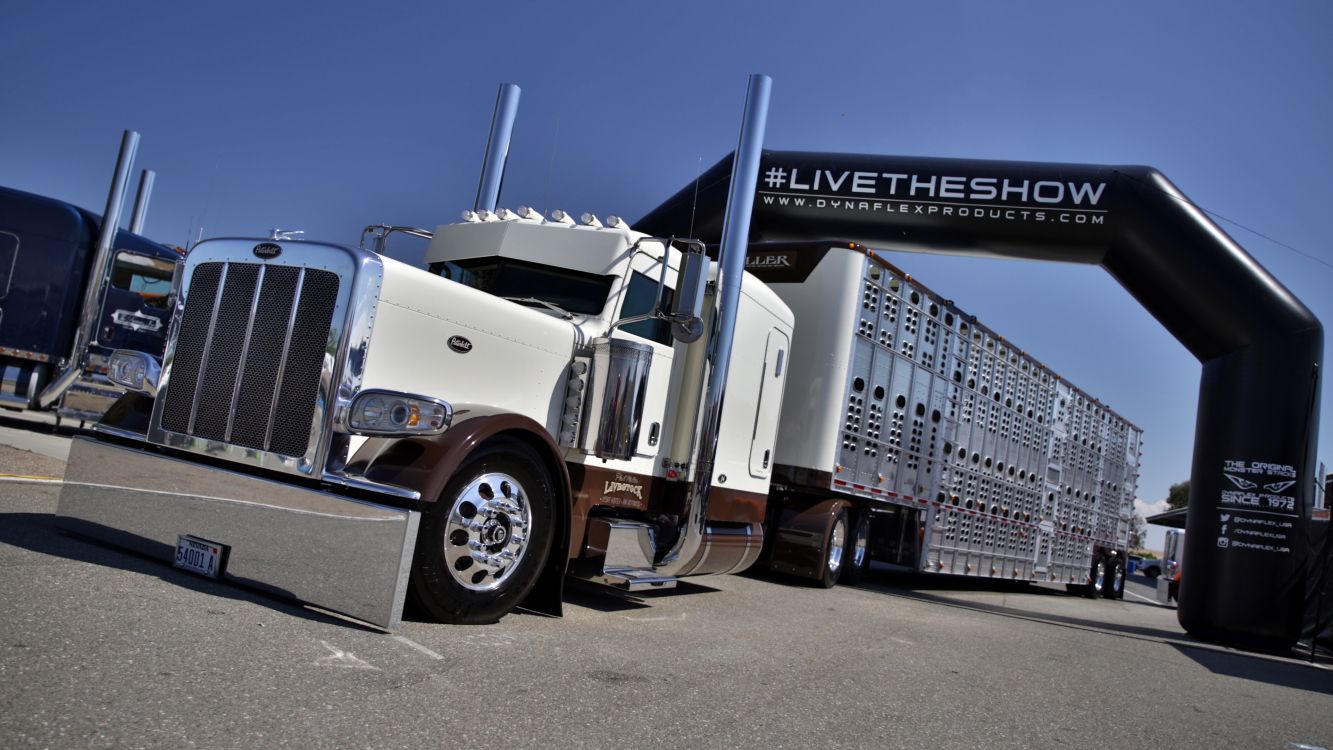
[{"x1": 160, "y1": 261, "x2": 340, "y2": 458}]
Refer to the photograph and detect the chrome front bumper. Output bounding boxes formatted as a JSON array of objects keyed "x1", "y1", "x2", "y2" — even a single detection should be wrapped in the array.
[{"x1": 56, "y1": 436, "x2": 420, "y2": 630}]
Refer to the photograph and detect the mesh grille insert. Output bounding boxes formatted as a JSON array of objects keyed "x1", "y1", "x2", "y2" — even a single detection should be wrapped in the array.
[{"x1": 158, "y1": 260, "x2": 341, "y2": 459}]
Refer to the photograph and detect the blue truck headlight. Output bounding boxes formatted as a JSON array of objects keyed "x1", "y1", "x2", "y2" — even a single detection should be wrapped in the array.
[
  {"x1": 347, "y1": 390, "x2": 452, "y2": 435},
  {"x1": 106, "y1": 349, "x2": 161, "y2": 396}
]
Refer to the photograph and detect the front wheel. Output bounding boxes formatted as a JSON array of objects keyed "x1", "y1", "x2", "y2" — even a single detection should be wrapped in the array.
[{"x1": 409, "y1": 439, "x2": 555, "y2": 624}]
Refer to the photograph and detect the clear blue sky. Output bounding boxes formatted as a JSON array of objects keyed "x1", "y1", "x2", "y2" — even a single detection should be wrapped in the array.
[{"x1": 5, "y1": 1, "x2": 1331, "y2": 552}]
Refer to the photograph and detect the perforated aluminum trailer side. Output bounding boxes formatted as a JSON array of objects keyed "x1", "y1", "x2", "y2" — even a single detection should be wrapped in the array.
[{"x1": 752, "y1": 242, "x2": 1141, "y2": 597}]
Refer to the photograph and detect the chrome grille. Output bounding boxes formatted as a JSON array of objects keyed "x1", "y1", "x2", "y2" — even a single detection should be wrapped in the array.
[{"x1": 160, "y1": 261, "x2": 340, "y2": 458}]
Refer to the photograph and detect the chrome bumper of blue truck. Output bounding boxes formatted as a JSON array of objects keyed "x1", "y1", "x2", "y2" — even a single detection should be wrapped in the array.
[{"x1": 56, "y1": 436, "x2": 420, "y2": 630}]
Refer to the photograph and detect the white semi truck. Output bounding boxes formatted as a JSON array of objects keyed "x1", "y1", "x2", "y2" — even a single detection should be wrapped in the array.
[{"x1": 56, "y1": 76, "x2": 1138, "y2": 628}]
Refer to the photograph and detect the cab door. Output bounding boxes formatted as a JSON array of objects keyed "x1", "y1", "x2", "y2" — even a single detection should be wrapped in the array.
[{"x1": 749, "y1": 328, "x2": 790, "y2": 478}]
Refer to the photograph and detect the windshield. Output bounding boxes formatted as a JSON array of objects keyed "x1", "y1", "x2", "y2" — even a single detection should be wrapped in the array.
[{"x1": 434, "y1": 257, "x2": 613, "y2": 316}]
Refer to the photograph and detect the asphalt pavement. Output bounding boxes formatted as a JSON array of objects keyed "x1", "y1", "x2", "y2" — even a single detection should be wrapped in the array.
[{"x1": 0, "y1": 425, "x2": 1329, "y2": 749}]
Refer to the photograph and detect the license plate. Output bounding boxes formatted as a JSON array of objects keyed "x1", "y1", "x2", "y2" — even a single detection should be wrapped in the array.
[{"x1": 174, "y1": 535, "x2": 228, "y2": 578}]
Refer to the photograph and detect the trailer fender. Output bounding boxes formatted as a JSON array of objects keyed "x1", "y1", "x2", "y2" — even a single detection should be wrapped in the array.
[
  {"x1": 767, "y1": 496, "x2": 852, "y2": 582},
  {"x1": 349, "y1": 405, "x2": 572, "y2": 617}
]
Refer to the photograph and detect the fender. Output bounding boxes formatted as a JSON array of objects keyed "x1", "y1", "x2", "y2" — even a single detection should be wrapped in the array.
[
  {"x1": 766, "y1": 496, "x2": 851, "y2": 582},
  {"x1": 348, "y1": 403, "x2": 572, "y2": 617}
]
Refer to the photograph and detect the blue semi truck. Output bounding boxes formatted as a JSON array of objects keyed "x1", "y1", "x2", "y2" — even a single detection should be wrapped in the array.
[{"x1": 0, "y1": 131, "x2": 181, "y2": 425}]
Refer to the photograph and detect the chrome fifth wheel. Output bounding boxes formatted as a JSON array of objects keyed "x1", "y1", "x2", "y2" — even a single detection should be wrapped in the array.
[
  {"x1": 818, "y1": 507, "x2": 849, "y2": 588},
  {"x1": 410, "y1": 439, "x2": 554, "y2": 624}
]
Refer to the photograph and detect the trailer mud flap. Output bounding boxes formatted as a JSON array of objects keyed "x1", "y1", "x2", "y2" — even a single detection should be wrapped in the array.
[{"x1": 56, "y1": 436, "x2": 419, "y2": 630}]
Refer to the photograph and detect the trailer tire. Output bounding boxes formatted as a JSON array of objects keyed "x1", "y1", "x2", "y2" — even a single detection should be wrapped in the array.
[
  {"x1": 409, "y1": 439, "x2": 555, "y2": 624},
  {"x1": 1104, "y1": 555, "x2": 1126, "y2": 599},
  {"x1": 840, "y1": 510, "x2": 870, "y2": 585},
  {"x1": 817, "y1": 507, "x2": 849, "y2": 588},
  {"x1": 1064, "y1": 554, "x2": 1107, "y2": 599}
]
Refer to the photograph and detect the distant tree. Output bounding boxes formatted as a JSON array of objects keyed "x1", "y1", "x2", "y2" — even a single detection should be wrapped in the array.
[
  {"x1": 1129, "y1": 512, "x2": 1147, "y2": 550},
  {"x1": 1165, "y1": 481, "x2": 1190, "y2": 510}
]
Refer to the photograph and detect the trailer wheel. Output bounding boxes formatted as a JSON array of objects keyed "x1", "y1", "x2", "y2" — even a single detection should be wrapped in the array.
[
  {"x1": 1064, "y1": 555, "x2": 1107, "y2": 599},
  {"x1": 1104, "y1": 555, "x2": 1126, "y2": 599},
  {"x1": 1084, "y1": 555, "x2": 1107, "y2": 599},
  {"x1": 840, "y1": 511, "x2": 870, "y2": 585},
  {"x1": 409, "y1": 439, "x2": 554, "y2": 624},
  {"x1": 817, "y1": 507, "x2": 849, "y2": 588}
]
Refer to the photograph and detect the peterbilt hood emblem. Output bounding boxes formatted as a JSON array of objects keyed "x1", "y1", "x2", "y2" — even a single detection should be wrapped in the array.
[
  {"x1": 253, "y1": 242, "x2": 282, "y2": 260},
  {"x1": 448, "y1": 336, "x2": 473, "y2": 353}
]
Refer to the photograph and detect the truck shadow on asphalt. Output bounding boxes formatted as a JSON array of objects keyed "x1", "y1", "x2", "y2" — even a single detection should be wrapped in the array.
[
  {"x1": 562, "y1": 578, "x2": 724, "y2": 613},
  {"x1": 0, "y1": 510, "x2": 362, "y2": 630},
  {"x1": 1174, "y1": 644, "x2": 1333, "y2": 696}
]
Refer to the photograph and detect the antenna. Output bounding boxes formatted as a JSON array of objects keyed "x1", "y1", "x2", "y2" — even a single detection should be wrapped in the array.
[{"x1": 688, "y1": 156, "x2": 702, "y2": 239}]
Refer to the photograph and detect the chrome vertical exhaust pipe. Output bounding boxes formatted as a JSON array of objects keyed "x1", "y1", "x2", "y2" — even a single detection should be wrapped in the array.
[
  {"x1": 38, "y1": 129, "x2": 140, "y2": 409},
  {"x1": 656, "y1": 73, "x2": 772, "y2": 575},
  {"x1": 129, "y1": 169, "x2": 155, "y2": 235},
  {"x1": 474, "y1": 83, "x2": 521, "y2": 213}
]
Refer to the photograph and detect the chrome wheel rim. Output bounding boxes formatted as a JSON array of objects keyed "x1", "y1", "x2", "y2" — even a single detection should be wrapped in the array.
[
  {"x1": 442, "y1": 471, "x2": 531, "y2": 591},
  {"x1": 851, "y1": 518, "x2": 868, "y2": 570},
  {"x1": 1092, "y1": 560, "x2": 1106, "y2": 593},
  {"x1": 828, "y1": 517, "x2": 847, "y2": 574}
]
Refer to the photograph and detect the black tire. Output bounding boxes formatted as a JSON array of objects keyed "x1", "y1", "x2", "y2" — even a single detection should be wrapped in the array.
[
  {"x1": 1104, "y1": 555, "x2": 1126, "y2": 599},
  {"x1": 1066, "y1": 554, "x2": 1107, "y2": 599},
  {"x1": 409, "y1": 439, "x2": 555, "y2": 624},
  {"x1": 1141, "y1": 564, "x2": 1161, "y2": 579},
  {"x1": 840, "y1": 510, "x2": 870, "y2": 585},
  {"x1": 817, "y1": 507, "x2": 849, "y2": 588}
]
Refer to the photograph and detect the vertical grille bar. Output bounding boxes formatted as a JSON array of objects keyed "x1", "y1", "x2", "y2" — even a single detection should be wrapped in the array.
[
  {"x1": 263, "y1": 268, "x2": 308, "y2": 453},
  {"x1": 229, "y1": 266, "x2": 301, "y2": 450},
  {"x1": 223, "y1": 264, "x2": 267, "y2": 443},
  {"x1": 160, "y1": 263, "x2": 223, "y2": 434},
  {"x1": 187, "y1": 262, "x2": 232, "y2": 435},
  {"x1": 269, "y1": 270, "x2": 340, "y2": 458},
  {"x1": 193, "y1": 264, "x2": 260, "y2": 441}
]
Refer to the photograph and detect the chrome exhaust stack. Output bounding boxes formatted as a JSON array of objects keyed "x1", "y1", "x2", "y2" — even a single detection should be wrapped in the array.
[
  {"x1": 128, "y1": 169, "x2": 155, "y2": 235},
  {"x1": 655, "y1": 73, "x2": 772, "y2": 576},
  {"x1": 39, "y1": 130, "x2": 140, "y2": 409},
  {"x1": 474, "y1": 83, "x2": 521, "y2": 213}
]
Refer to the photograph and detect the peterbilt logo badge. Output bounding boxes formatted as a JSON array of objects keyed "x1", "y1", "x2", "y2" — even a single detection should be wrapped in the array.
[
  {"x1": 253, "y1": 242, "x2": 282, "y2": 260},
  {"x1": 448, "y1": 336, "x2": 473, "y2": 353}
]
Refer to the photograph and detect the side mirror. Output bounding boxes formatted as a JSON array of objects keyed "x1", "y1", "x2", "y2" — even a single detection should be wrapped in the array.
[{"x1": 669, "y1": 251, "x2": 708, "y2": 343}]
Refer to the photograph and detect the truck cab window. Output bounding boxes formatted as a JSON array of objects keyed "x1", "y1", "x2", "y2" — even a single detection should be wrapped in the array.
[
  {"x1": 110, "y1": 252, "x2": 174, "y2": 307},
  {"x1": 432, "y1": 257, "x2": 612, "y2": 315},
  {"x1": 620, "y1": 271, "x2": 674, "y2": 346}
]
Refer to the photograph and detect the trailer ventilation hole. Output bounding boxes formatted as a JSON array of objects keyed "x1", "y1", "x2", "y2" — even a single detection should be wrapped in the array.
[
  {"x1": 896, "y1": 395, "x2": 907, "y2": 408},
  {"x1": 915, "y1": 403, "x2": 926, "y2": 417},
  {"x1": 874, "y1": 385, "x2": 885, "y2": 400},
  {"x1": 910, "y1": 291, "x2": 920, "y2": 304},
  {"x1": 931, "y1": 409, "x2": 941, "y2": 423},
  {"x1": 929, "y1": 303, "x2": 939, "y2": 317}
]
